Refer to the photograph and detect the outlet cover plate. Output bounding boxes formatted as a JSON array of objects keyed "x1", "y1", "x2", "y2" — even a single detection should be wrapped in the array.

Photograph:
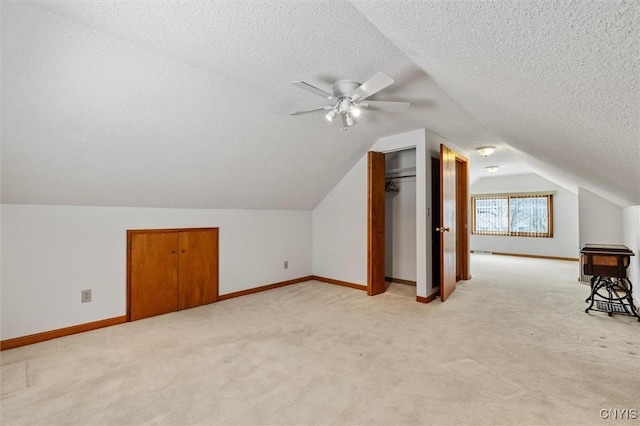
[{"x1": 81, "y1": 289, "x2": 92, "y2": 303}]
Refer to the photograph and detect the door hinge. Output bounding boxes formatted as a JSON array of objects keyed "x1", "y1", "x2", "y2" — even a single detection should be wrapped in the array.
[{"x1": 129, "y1": 242, "x2": 132, "y2": 250}]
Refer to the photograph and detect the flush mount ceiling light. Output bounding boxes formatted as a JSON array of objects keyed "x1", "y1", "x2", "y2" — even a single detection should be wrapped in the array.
[
  {"x1": 485, "y1": 166, "x2": 500, "y2": 174},
  {"x1": 476, "y1": 146, "x2": 496, "y2": 156}
]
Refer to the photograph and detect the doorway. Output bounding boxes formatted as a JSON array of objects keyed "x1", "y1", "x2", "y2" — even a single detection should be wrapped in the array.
[
  {"x1": 367, "y1": 149, "x2": 418, "y2": 297},
  {"x1": 384, "y1": 149, "x2": 417, "y2": 291},
  {"x1": 368, "y1": 144, "x2": 470, "y2": 302}
]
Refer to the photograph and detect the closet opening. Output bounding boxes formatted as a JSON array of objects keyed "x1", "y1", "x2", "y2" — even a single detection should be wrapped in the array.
[{"x1": 384, "y1": 148, "x2": 417, "y2": 297}]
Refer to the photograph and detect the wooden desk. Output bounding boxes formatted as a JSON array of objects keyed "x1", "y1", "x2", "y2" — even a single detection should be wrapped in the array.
[{"x1": 581, "y1": 244, "x2": 639, "y2": 321}]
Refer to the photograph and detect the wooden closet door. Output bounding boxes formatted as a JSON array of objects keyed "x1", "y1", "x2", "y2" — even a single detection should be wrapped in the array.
[
  {"x1": 367, "y1": 151, "x2": 386, "y2": 296},
  {"x1": 130, "y1": 232, "x2": 179, "y2": 320},
  {"x1": 440, "y1": 144, "x2": 457, "y2": 302},
  {"x1": 178, "y1": 229, "x2": 218, "y2": 310}
]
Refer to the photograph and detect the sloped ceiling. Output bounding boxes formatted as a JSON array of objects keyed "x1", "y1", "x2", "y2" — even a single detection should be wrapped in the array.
[
  {"x1": 2, "y1": 1, "x2": 638, "y2": 209},
  {"x1": 354, "y1": 0, "x2": 639, "y2": 206}
]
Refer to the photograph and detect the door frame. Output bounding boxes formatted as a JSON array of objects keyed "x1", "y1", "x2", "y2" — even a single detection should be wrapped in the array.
[
  {"x1": 431, "y1": 156, "x2": 442, "y2": 291},
  {"x1": 455, "y1": 156, "x2": 470, "y2": 281},
  {"x1": 126, "y1": 227, "x2": 219, "y2": 321}
]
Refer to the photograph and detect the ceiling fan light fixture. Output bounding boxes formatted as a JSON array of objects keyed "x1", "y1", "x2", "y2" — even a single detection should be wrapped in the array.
[
  {"x1": 485, "y1": 165, "x2": 500, "y2": 174},
  {"x1": 290, "y1": 72, "x2": 409, "y2": 130},
  {"x1": 477, "y1": 146, "x2": 496, "y2": 156},
  {"x1": 338, "y1": 98, "x2": 352, "y2": 114},
  {"x1": 345, "y1": 113, "x2": 356, "y2": 127}
]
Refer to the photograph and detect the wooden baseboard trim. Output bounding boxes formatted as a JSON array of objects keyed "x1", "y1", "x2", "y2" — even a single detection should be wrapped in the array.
[
  {"x1": 472, "y1": 250, "x2": 578, "y2": 262},
  {"x1": 417, "y1": 293, "x2": 439, "y2": 304},
  {"x1": 385, "y1": 277, "x2": 417, "y2": 286},
  {"x1": 1, "y1": 316, "x2": 127, "y2": 351},
  {"x1": 218, "y1": 276, "x2": 313, "y2": 301},
  {"x1": 1, "y1": 275, "x2": 364, "y2": 350},
  {"x1": 311, "y1": 275, "x2": 367, "y2": 291}
]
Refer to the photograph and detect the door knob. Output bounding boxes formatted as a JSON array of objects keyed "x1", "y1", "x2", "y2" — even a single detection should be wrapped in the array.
[{"x1": 436, "y1": 227, "x2": 450, "y2": 233}]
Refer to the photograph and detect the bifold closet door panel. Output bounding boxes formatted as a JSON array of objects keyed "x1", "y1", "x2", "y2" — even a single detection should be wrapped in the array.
[
  {"x1": 130, "y1": 232, "x2": 179, "y2": 321},
  {"x1": 178, "y1": 229, "x2": 219, "y2": 310}
]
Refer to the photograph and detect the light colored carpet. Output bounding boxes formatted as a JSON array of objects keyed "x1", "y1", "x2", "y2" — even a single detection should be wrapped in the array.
[{"x1": 1, "y1": 255, "x2": 639, "y2": 425}]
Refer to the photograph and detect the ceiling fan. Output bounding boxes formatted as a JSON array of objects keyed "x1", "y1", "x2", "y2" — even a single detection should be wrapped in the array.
[{"x1": 289, "y1": 72, "x2": 410, "y2": 131}]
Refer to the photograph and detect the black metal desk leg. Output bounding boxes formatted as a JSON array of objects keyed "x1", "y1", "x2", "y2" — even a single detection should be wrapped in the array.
[
  {"x1": 621, "y1": 278, "x2": 640, "y2": 322},
  {"x1": 585, "y1": 276, "x2": 602, "y2": 313}
]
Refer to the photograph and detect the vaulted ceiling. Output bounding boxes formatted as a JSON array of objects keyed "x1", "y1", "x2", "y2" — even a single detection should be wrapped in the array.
[{"x1": 2, "y1": 1, "x2": 638, "y2": 209}]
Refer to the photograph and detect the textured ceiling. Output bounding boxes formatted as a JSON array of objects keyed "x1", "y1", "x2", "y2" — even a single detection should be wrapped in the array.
[
  {"x1": 2, "y1": 0, "x2": 638, "y2": 209},
  {"x1": 353, "y1": 0, "x2": 639, "y2": 205}
]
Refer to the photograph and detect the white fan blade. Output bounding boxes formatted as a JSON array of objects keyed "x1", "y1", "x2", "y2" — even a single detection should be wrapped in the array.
[
  {"x1": 360, "y1": 101, "x2": 410, "y2": 112},
  {"x1": 289, "y1": 106, "x2": 333, "y2": 116},
  {"x1": 349, "y1": 72, "x2": 395, "y2": 101},
  {"x1": 290, "y1": 81, "x2": 334, "y2": 100}
]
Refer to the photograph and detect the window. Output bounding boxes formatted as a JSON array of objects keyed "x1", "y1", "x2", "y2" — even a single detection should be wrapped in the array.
[{"x1": 472, "y1": 193, "x2": 553, "y2": 237}]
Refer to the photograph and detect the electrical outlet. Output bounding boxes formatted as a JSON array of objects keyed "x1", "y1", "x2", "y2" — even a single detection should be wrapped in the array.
[
  {"x1": 284, "y1": 261, "x2": 288, "y2": 269},
  {"x1": 81, "y1": 289, "x2": 92, "y2": 303}
]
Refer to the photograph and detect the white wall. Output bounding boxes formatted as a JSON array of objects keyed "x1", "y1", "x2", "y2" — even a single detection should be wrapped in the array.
[
  {"x1": 578, "y1": 187, "x2": 623, "y2": 247},
  {"x1": 312, "y1": 156, "x2": 368, "y2": 285},
  {"x1": 1, "y1": 204, "x2": 312, "y2": 340},
  {"x1": 622, "y1": 206, "x2": 640, "y2": 304},
  {"x1": 470, "y1": 173, "x2": 579, "y2": 258}
]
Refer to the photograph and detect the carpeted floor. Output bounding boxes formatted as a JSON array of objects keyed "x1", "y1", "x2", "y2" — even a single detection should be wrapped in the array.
[{"x1": 1, "y1": 255, "x2": 639, "y2": 425}]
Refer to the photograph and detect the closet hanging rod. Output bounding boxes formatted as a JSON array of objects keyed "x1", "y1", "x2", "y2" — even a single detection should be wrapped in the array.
[
  {"x1": 386, "y1": 166, "x2": 416, "y2": 175},
  {"x1": 386, "y1": 174, "x2": 416, "y2": 180}
]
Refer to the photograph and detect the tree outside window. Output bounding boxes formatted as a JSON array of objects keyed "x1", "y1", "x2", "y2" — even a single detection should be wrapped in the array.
[{"x1": 472, "y1": 193, "x2": 553, "y2": 238}]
